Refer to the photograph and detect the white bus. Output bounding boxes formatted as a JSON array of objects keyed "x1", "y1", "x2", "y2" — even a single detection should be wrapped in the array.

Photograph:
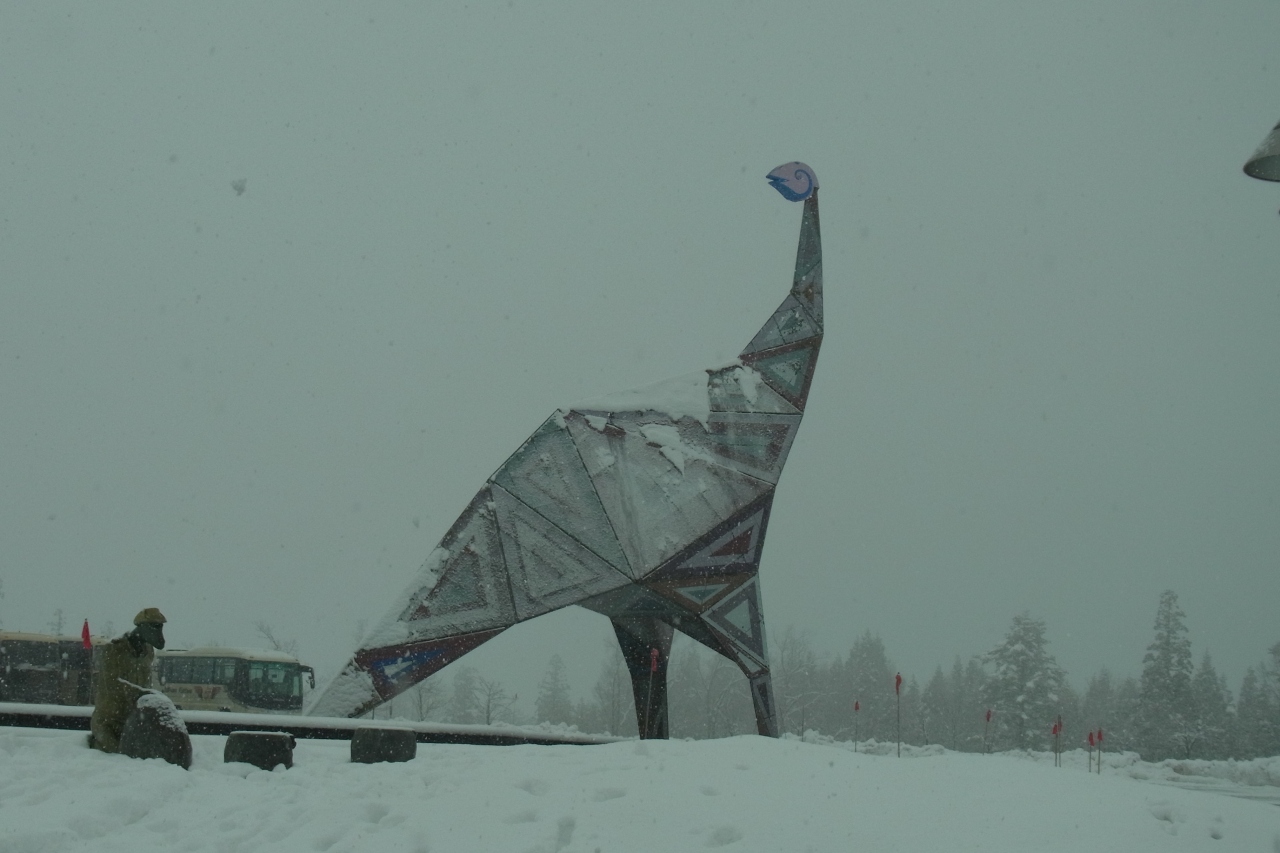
[{"x1": 155, "y1": 647, "x2": 315, "y2": 714}]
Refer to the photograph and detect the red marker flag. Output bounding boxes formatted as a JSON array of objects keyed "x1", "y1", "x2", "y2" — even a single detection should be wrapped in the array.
[
  {"x1": 650, "y1": 647, "x2": 659, "y2": 673},
  {"x1": 895, "y1": 672, "x2": 902, "y2": 695},
  {"x1": 1097, "y1": 729, "x2": 1103, "y2": 744},
  {"x1": 1088, "y1": 731, "x2": 1095, "y2": 747},
  {"x1": 81, "y1": 619, "x2": 91, "y2": 650},
  {"x1": 854, "y1": 700, "x2": 860, "y2": 712},
  {"x1": 985, "y1": 709, "x2": 992, "y2": 723}
]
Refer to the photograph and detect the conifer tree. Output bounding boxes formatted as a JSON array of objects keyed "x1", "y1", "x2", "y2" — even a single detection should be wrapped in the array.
[
  {"x1": 1081, "y1": 669, "x2": 1116, "y2": 735},
  {"x1": 1108, "y1": 676, "x2": 1142, "y2": 753},
  {"x1": 954, "y1": 657, "x2": 991, "y2": 752},
  {"x1": 588, "y1": 641, "x2": 636, "y2": 736},
  {"x1": 446, "y1": 665, "x2": 481, "y2": 724},
  {"x1": 1235, "y1": 666, "x2": 1278, "y2": 759},
  {"x1": 668, "y1": 640, "x2": 753, "y2": 739},
  {"x1": 1187, "y1": 652, "x2": 1232, "y2": 759},
  {"x1": 773, "y1": 626, "x2": 825, "y2": 735},
  {"x1": 982, "y1": 613, "x2": 1067, "y2": 751},
  {"x1": 536, "y1": 654, "x2": 573, "y2": 725},
  {"x1": 845, "y1": 630, "x2": 896, "y2": 742},
  {"x1": 901, "y1": 675, "x2": 924, "y2": 746},
  {"x1": 921, "y1": 666, "x2": 950, "y2": 747},
  {"x1": 1137, "y1": 590, "x2": 1194, "y2": 760}
]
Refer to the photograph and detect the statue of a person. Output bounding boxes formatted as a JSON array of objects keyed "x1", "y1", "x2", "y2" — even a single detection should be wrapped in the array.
[{"x1": 89, "y1": 607, "x2": 166, "y2": 753}]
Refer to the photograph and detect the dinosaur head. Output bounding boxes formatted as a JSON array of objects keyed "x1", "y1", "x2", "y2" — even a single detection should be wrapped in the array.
[{"x1": 766, "y1": 162, "x2": 819, "y2": 201}]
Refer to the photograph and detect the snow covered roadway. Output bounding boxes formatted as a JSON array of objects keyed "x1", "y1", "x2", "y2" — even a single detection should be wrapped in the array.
[{"x1": 1, "y1": 726, "x2": 1276, "y2": 853}]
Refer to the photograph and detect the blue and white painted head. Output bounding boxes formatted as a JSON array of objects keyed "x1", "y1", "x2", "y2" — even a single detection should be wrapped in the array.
[{"x1": 766, "y1": 162, "x2": 819, "y2": 202}]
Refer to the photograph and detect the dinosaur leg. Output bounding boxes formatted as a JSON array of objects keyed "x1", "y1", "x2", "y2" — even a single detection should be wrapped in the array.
[
  {"x1": 685, "y1": 574, "x2": 779, "y2": 737},
  {"x1": 610, "y1": 616, "x2": 674, "y2": 739},
  {"x1": 747, "y1": 671, "x2": 779, "y2": 738}
]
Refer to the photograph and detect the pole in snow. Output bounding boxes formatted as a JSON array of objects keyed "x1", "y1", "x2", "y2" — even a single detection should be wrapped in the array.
[
  {"x1": 894, "y1": 672, "x2": 902, "y2": 758},
  {"x1": 853, "y1": 700, "x2": 859, "y2": 753}
]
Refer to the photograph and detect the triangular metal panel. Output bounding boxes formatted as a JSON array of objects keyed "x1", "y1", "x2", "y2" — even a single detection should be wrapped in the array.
[
  {"x1": 400, "y1": 488, "x2": 517, "y2": 637},
  {"x1": 644, "y1": 570, "x2": 754, "y2": 615},
  {"x1": 563, "y1": 411, "x2": 773, "y2": 578},
  {"x1": 673, "y1": 413, "x2": 800, "y2": 486},
  {"x1": 647, "y1": 492, "x2": 775, "y2": 583},
  {"x1": 492, "y1": 415, "x2": 631, "y2": 574},
  {"x1": 355, "y1": 629, "x2": 503, "y2": 701},
  {"x1": 740, "y1": 294, "x2": 822, "y2": 357},
  {"x1": 707, "y1": 364, "x2": 800, "y2": 415},
  {"x1": 740, "y1": 336, "x2": 822, "y2": 412},
  {"x1": 492, "y1": 486, "x2": 632, "y2": 622},
  {"x1": 794, "y1": 261, "x2": 823, "y2": 323},
  {"x1": 702, "y1": 576, "x2": 768, "y2": 669},
  {"x1": 674, "y1": 583, "x2": 729, "y2": 606}
]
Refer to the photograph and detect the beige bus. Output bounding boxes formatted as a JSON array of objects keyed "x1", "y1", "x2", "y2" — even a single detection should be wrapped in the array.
[
  {"x1": 0, "y1": 630, "x2": 96, "y2": 705},
  {"x1": 155, "y1": 647, "x2": 315, "y2": 714}
]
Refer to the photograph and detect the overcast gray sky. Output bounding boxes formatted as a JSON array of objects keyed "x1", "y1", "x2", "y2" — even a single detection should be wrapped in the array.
[{"x1": 2, "y1": 1, "x2": 1277, "y2": 710}]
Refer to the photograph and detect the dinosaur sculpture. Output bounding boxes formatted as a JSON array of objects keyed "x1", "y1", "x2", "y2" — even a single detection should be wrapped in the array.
[{"x1": 309, "y1": 162, "x2": 823, "y2": 738}]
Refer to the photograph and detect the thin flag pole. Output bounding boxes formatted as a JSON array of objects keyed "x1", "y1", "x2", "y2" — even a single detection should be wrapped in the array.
[
  {"x1": 895, "y1": 672, "x2": 902, "y2": 758},
  {"x1": 853, "y1": 700, "x2": 859, "y2": 753}
]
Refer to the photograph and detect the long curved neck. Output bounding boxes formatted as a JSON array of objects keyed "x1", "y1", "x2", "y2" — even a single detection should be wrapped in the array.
[
  {"x1": 792, "y1": 191, "x2": 822, "y2": 325},
  {"x1": 738, "y1": 191, "x2": 823, "y2": 412}
]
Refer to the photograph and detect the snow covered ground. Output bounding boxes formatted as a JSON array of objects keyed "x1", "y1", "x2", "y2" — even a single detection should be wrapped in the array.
[{"x1": 1, "y1": 726, "x2": 1276, "y2": 853}]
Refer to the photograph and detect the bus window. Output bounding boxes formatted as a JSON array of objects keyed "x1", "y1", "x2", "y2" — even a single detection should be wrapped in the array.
[
  {"x1": 215, "y1": 659, "x2": 236, "y2": 684},
  {"x1": 189, "y1": 658, "x2": 214, "y2": 685},
  {"x1": 162, "y1": 658, "x2": 193, "y2": 684}
]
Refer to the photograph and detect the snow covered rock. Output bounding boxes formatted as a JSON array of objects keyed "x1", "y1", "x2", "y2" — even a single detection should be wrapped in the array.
[
  {"x1": 223, "y1": 731, "x2": 295, "y2": 770},
  {"x1": 350, "y1": 726, "x2": 417, "y2": 763},
  {"x1": 118, "y1": 691, "x2": 192, "y2": 769}
]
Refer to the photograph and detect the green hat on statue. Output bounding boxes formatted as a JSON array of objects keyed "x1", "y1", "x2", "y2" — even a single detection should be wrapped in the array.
[{"x1": 133, "y1": 607, "x2": 167, "y2": 625}]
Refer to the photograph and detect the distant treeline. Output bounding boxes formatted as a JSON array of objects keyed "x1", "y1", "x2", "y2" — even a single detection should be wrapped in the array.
[{"x1": 372, "y1": 589, "x2": 1280, "y2": 761}]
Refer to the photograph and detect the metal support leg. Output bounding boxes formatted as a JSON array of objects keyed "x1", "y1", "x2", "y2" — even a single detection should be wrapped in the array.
[
  {"x1": 611, "y1": 617, "x2": 674, "y2": 739},
  {"x1": 748, "y1": 672, "x2": 779, "y2": 738}
]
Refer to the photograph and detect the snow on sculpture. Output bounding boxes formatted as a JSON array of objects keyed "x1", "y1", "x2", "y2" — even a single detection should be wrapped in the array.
[{"x1": 309, "y1": 163, "x2": 824, "y2": 737}]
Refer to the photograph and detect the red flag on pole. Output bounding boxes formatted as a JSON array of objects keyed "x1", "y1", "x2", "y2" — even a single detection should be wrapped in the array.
[
  {"x1": 1097, "y1": 728, "x2": 1103, "y2": 744},
  {"x1": 985, "y1": 708, "x2": 992, "y2": 723},
  {"x1": 81, "y1": 619, "x2": 91, "y2": 650},
  {"x1": 895, "y1": 672, "x2": 902, "y2": 695},
  {"x1": 650, "y1": 648, "x2": 659, "y2": 673},
  {"x1": 854, "y1": 700, "x2": 859, "y2": 712},
  {"x1": 1088, "y1": 731, "x2": 1095, "y2": 747}
]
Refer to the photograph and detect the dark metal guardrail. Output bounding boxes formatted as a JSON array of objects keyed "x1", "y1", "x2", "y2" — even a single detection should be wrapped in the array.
[{"x1": 0, "y1": 702, "x2": 620, "y2": 747}]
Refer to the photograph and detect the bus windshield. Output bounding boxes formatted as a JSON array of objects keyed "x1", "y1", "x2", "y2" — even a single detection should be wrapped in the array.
[{"x1": 243, "y1": 661, "x2": 302, "y2": 709}]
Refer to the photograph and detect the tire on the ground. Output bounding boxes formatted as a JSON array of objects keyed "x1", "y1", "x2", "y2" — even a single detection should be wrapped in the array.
[
  {"x1": 224, "y1": 731, "x2": 295, "y2": 770},
  {"x1": 350, "y1": 726, "x2": 417, "y2": 763}
]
